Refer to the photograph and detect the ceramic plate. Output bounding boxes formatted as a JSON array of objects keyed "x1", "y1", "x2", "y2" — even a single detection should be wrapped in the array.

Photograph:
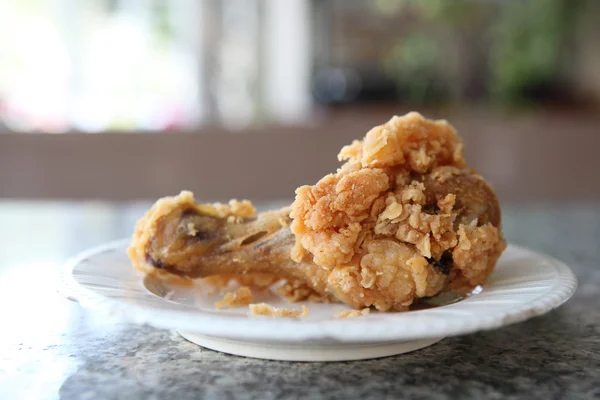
[{"x1": 61, "y1": 241, "x2": 577, "y2": 361}]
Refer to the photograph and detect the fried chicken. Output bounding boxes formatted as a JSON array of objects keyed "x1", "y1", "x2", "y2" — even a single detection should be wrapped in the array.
[{"x1": 128, "y1": 112, "x2": 506, "y2": 311}]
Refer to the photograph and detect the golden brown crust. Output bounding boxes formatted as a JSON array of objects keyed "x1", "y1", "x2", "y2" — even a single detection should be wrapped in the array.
[
  {"x1": 290, "y1": 112, "x2": 506, "y2": 311},
  {"x1": 338, "y1": 112, "x2": 466, "y2": 171},
  {"x1": 290, "y1": 167, "x2": 390, "y2": 267}
]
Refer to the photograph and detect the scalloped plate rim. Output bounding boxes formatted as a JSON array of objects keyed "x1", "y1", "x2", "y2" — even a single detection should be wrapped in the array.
[{"x1": 60, "y1": 240, "x2": 577, "y2": 343}]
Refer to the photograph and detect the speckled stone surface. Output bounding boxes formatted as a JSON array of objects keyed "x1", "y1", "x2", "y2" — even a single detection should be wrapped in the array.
[{"x1": 1, "y1": 204, "x2": 599, "y2": 399}]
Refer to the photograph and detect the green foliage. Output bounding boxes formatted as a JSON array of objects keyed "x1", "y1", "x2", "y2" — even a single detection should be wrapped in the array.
[
  {"x1": 488, "y1": 0, "x2": 576, "y2": 105},
  {"x1": 383, "y1": 0, "x2": 582, "y2": 106},
  {"x1": 386, "y1": 34, "x2": 442, "y2": 104}
]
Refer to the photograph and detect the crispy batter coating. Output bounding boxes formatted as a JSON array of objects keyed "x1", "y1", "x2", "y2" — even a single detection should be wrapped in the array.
[{"x1": 290, "y1": 112, "x2": 506, "y2": 310}]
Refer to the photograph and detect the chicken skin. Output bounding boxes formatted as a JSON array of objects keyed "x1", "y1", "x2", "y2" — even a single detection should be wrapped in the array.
[{"x1": 128, "y1": 112, "x2": 506, "y2": 311}]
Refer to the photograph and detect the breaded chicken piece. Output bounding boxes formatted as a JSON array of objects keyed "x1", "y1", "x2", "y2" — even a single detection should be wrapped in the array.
[
  {"x1": 289, "y1": 112, "x2": 506, "y2": 310},
  {"x1": 128, "y1": 112, "x2": 506, "y2": 311}
]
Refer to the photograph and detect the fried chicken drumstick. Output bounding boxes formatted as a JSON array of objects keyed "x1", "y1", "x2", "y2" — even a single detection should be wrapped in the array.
[{"x1": 128, "y1": 112, "x2": 506, "y2": 311}]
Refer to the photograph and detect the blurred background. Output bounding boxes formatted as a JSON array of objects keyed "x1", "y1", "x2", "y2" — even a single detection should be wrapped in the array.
[
  {"x1": 1, "y1": 0, "x2": 600, "y2": 202},
  {"x1": 2, "y1": 0, "x2": 600, "y2": 131}
]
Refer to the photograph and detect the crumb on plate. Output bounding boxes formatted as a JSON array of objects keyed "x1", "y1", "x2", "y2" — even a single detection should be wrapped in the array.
[
  {"x1": 334, "y1": 308, "x2": 371, "y2": 318},
  {"x1": 214, "y1": 286, "x2": 253, "y2": 309},
  {"x1": 248, "y1": 303, "x2": 309, "y2": 318}
]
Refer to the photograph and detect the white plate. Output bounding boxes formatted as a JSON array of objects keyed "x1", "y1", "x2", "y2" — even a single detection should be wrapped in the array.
[{"x1": 61, "y1": 241, "x2": 577, "y2": 361}]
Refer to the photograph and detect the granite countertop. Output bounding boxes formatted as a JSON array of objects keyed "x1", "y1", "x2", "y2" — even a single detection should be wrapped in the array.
[{"x1": 0, "y1": 203, "x2": 599, "y2": 399}]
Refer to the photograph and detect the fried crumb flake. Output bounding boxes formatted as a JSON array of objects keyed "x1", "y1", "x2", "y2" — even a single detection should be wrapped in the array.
[
  {"x1": 248, "y1": 303, "x2": 309, "y2": 318},
  {"x1": 334, "y1": 308, "x2": 371, "y2": 318},
  {"x1": 214, "y1": 286, "x2": 254, "y2": 309},
  {"x1": 277, "y1": 280, "x2": 332, "y2": 303}
]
